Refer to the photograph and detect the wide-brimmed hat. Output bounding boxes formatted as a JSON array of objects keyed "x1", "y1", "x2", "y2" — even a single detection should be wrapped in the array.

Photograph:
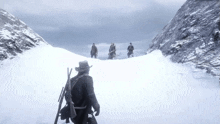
[{"x1": 75, "y1": 60, "x2": 92, "y2": 72}]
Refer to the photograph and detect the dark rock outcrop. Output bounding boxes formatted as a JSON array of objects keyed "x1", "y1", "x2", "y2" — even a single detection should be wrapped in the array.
[
  {"x1": 0, "y1": 9, "x2": 47, "y2": 60},
  {"x1": 148, "y1": 0, "x2": 220, "y2": 76}
]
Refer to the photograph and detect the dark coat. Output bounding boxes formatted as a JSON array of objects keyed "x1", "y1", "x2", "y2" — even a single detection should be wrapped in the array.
[
  {"x1": 91, "y1": 45, "x2": 98, "y2": 55},
  {"x1": 71, "y1": 73, "x2": 99, "y2": 124},
  {"x1": 127, "y1": 45, "x2": 134, "y2": 57},
  {"x1": 109, "y1": 45, "x2": 116, "y2": 52},
  {"x1": 61, "y1": 72, "x2": 99, "y2": 124},
  {"x1": 109, "y1": 45, "x2": 116, "y2": 55},
  {"x1": 127, "y1": 45, "x2": 134, "y2": 52}
]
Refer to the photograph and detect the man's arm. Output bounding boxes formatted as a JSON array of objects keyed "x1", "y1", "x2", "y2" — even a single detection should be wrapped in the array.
[{"x1": 85, "y1": 76, "x2": 100, "y2": 116}]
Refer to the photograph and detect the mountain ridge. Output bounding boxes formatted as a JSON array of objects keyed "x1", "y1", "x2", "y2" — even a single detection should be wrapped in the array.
[
  {"x1": 0, "y1": 9, "x2": 47, "y2": 61},
  {"x1": 148, "y1": 0, "x2": 220, "y2": 76}
]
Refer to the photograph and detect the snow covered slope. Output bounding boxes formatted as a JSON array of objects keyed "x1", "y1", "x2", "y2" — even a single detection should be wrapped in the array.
[
  {"x1": 0, "y1": 44, "x2": 219, "y2": 124},
  {"x1": 148, "y1": 0, "x2": 220, "y2": 76},
  {"x1": 0, "y1": 9, "x2": 47, "y2": 61}
]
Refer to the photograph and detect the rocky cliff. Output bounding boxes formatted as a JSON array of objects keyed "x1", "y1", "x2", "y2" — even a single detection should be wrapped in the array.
[
  {"x1": 148, "y1": 0, "x2": 220, "y2": 76},
  {"x1": 0, "y1": 9, "x2": 47, "y2": 60}
]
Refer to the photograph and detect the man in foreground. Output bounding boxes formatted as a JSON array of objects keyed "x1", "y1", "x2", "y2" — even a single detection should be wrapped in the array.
[{"x1": 61, "y1": 61, "x2": 100, "y2": 124}]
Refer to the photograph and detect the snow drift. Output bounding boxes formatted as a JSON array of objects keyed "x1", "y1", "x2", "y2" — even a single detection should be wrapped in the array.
[{"x1": 0, "y1": 44, "x2": 219, "y2": 124}]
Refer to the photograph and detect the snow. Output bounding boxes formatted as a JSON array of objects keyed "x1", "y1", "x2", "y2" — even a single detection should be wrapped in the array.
[
  {"x1": 0, "y1": 44, "x2": 219, "y2": 124},
  {"x1": 171, "y1": 39, "x2": 189, "y2": 48},
  {"x1": 186, "y1": 52, "x2": 196, "y2": 61},
  {"x1": 190, "y1": 9, "x2": 201, "y2": 16},
  {"x1": 0, "y1": 29, "x2": 15, "y2": 40},
  {"x1": 214, "y1": 18, "x2": 220, "y2": 23},
  {"x1": 188, "y1": 27, "x2": 199, "y2": 33},
  {"x1": 1, "y1": 11, "x2": 16, "y2": 22},
  {"x1": 22, "y1": 27, "x2": 38, "y2": 39},
  {"x1": 210, "y1": 55, "x2": 220, "y2": 67},
  {"x1": 195, "y1": 47, "x2": 203, "y2": 55},
  {"x1": 200, "y1": 43, "x2": 206, "y2": 49}
]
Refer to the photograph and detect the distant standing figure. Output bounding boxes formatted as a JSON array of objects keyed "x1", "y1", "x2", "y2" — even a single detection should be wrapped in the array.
[
  {"x1": 108, "y1": 43, "x2": 116, "y2": 59},
  {"x1": 127, "y1": 43, "x2": 134, "y2": 58},
  {"x1": 91, "y1": 43, "x2": 98, "y2": 58}
]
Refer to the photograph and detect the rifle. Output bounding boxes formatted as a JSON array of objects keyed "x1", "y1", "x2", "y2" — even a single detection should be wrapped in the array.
[
  {"x1": 54, "y1": 68, "x2": 87, "y2": 124},
  {"x1": 67, "y1": 68, "x2": 77, "y2": 120},
  {"x1": 108, "y1": 50, "x2": 116, "y2": 55},
  {"x1": 54, "y1": 68, "x2": 76, "y2": 124}
]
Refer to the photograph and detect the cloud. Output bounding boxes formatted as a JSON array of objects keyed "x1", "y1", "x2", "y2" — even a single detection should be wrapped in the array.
[
  {"x1": 33, "y1": 26, "x2": 60, "y2": 32},
  {"x1": 2, "y1": 0, "x2": 186, "y2": 28},
  {"x1": 1, "y1": 0, "x2": 187, "y2": 50},
  {"x1": 0, "y1": 0, "x2": 5, "y2": 8},
  {"x1": 3, "y1": 0, "x2": 186, "y2": 15},
  {"x1": 3, "y1": 0, "x2": 151, "y2": 15},
  {"x1": 154, "y1": 0, "x2": 186, "y2": 6}
]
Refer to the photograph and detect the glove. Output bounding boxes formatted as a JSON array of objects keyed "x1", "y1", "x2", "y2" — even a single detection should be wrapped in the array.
[{"x1": 93, "y1": 103, "x2": 100, "y2": 116}]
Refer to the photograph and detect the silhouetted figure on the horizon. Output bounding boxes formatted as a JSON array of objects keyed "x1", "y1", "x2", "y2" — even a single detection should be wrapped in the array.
[
  {"x1": 90, "y1": 43, "x2": 98, "y2": 58},
  {"x1": 108, "y1": 43, "x2": 116, "y2": 59},
  {"x1": 127, "y1": 43, "x2": 134, "y2": 58}
]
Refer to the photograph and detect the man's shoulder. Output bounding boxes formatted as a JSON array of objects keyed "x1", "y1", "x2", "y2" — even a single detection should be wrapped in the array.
[
  {"x1": 79, "y1": 74, "x2": 92, "y2": 80},
  {"x1": 83, "y1": 74, "x2": 91, "y2": 78},
  {"x1": 71, "y1": 75, "x2": 93, "y2": 84},
  {"x1": 81, "y1": 75, "x2": 93, "y2": 85},
  {"x1": 70, "y1": 74, "x2": 91, "y2": 79}
]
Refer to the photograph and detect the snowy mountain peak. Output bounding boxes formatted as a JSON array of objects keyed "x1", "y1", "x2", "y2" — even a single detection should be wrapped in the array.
[
  {"x1": 148, "y1": 0, "x2": 220, "y2": 76},
  {"x1": 0, "y1": 9, "x2": 47, "y2": 60}
]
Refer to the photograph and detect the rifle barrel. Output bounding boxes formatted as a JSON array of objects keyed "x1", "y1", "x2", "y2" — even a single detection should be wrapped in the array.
[{"x1": 58, "y1": 87, "x2": 64, "y2": 102}]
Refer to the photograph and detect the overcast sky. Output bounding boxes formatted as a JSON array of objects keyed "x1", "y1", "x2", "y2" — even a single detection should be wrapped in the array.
[{"x1": 0, "y1": 0, "x2": 186, "y2": 52}]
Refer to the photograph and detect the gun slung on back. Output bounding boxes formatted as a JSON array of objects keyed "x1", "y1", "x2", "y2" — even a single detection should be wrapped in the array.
[
  {"x1": 67, "y1": 68, "x2": 77, "y2": 119},
  {"x1": 54, "y1": 68, "x2": 72, "y2": 124}
]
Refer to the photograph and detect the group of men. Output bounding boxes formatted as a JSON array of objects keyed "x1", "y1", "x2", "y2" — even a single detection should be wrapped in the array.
[{"x1": 90, "y1": 43, "x2": 134, "y2": 59}]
